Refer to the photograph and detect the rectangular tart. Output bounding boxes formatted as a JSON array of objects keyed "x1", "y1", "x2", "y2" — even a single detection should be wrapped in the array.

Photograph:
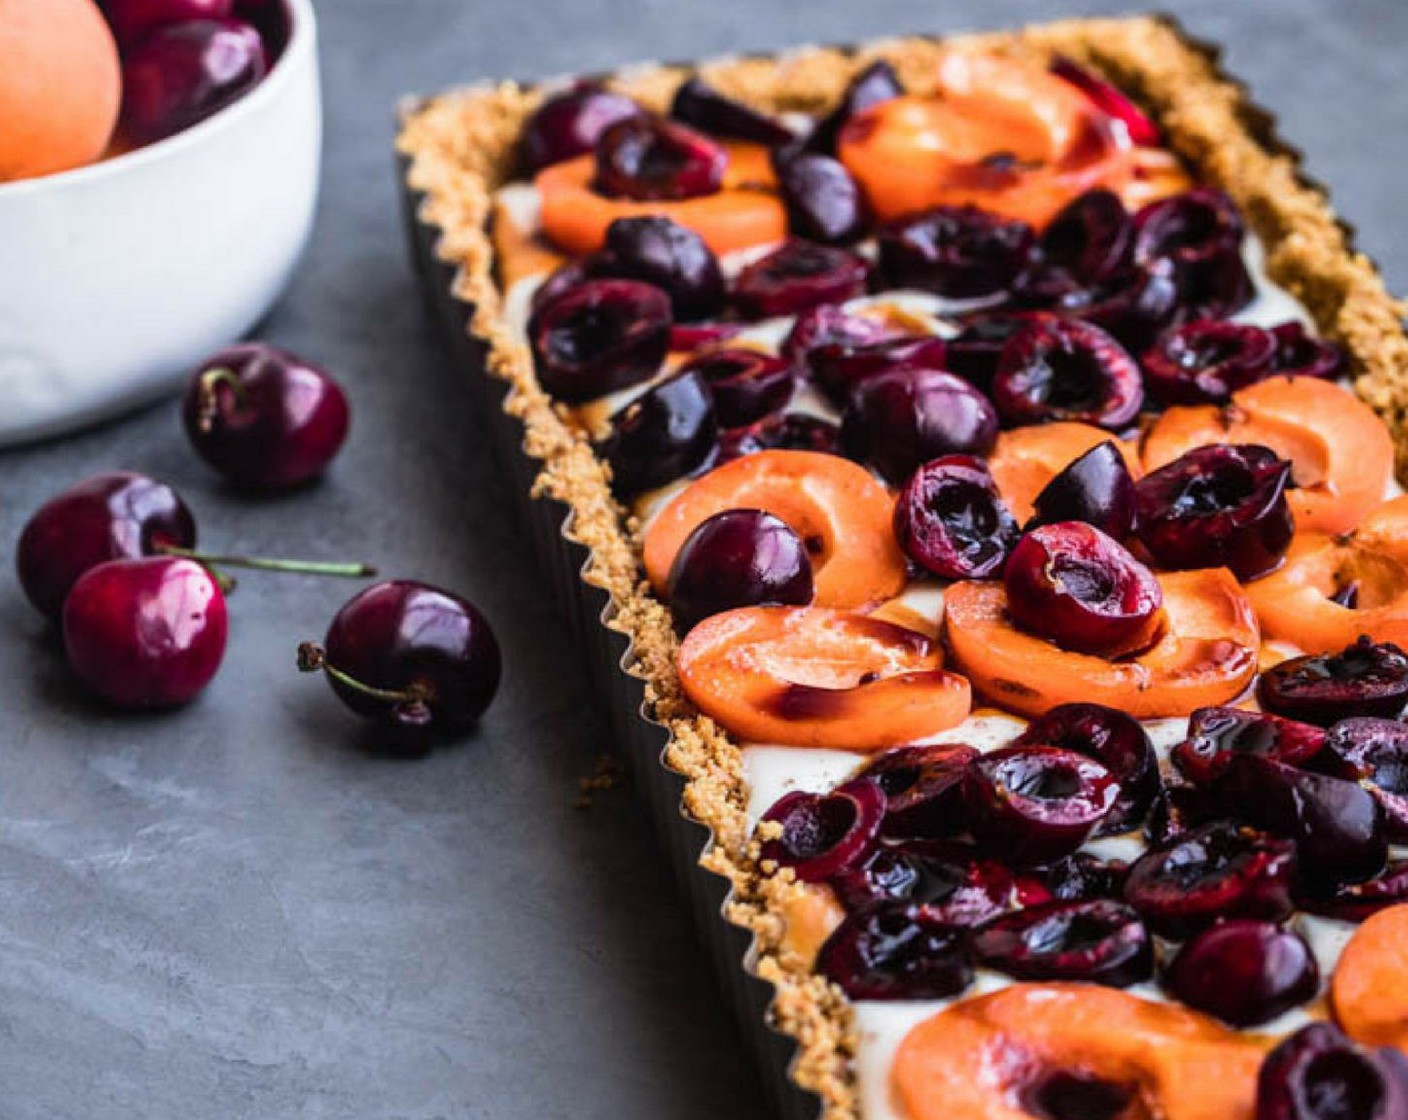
[{"x1": 397, "y1": 17, "x2": 1408, "y2": 1119}]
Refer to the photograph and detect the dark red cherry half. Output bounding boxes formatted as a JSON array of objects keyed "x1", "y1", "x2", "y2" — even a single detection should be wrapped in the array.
[
  {"x1": 1318, "y1": 718, "x2": 1408, "y2": 841},
  {"x1": 1271, "y1": 321, "x2": 1347, "y2": 381},
  {"x1": 817, "y1": 901, "x2": 973, "y2": 1001},
  {"x1": 757, "y1": 778, "x2": 885, "y2": 883},
  {"x1": 666, "y1": 509, "x2": 814, "y2": 633},
  {"x1": 593, "y1": 116, "x2": 726, "y2": 201},
  {"x1": 1035, "y1": 852, "x2": 1129, "y2": 902},
  {"x1": 1026, "y1": 439, "x2": 1137, "y2": 540},
  {"x1": 1122, "y1": 821, "x2": 1297, "y2": 939},
  {"x1": 599, "y1": 368, "x2": 718, "y2": 496},
  {"x1": 1217, "y1": 754, "x2": 1387, "y2": 888},
  {"x1": 1165, "y1": 919, "x2": 1318, "y2": 1028},
  {"x1": 1065, "y1": 259, "x2": 1182, "y2": 355},
  {"x1": 1298, "y1": 860, "x2": 1408, "y2": 922},
  {"x1": 1257, "y1": 1023, "x2": 1408, "y2": 1120},
  {"x1": 1134, "y1": 443, "x2": 1294, "y2": 581},
  {"x1": 1171, "y1": 706, "x2": 1327, "y2": 786},
  {"x1": 942, "y1": 310, "x2": 1053, "y2": 389},
  {"x1": 1049, "y1": 57, "x2": 1162, "y2": 146},
  {"x1": 677, "y1": 349, "x2": 794, "y2": 428},
  {"x1": 522, "y1": 83, "x2": 642, "y2": 172},
  {"x1": 1257, "y1": 638, "x2": 1408, "y2": 726},
  {"x1": 805, "y1": 335, "x2": 946, "y2": 407},
  {"x1": 805, "y1": 59, "x2": 904, "y2": 156},
  {"x1": 775, "y1": 150, "x2": 868, "y2": 245},
  {"x1": 878, "y1": 206, "x2": 1035, "y2": 299},
  {"x1": 17, "y1": 472, "x2": 197, "y2": 621},
  {"x1": 1013, "y1": 703, "x2": 1159, "y2": 835},
  {"x1": 529, "y1": 279, "x2": 672, "y2": 402},
  {"x1": 856, "y1": 743, "x2": 979, "y2": 840},
  {"x1": 669, "y1": 76, "x2": 794, "y2": 147},
  {"x1": 1133, "y1": 188, "x2": 1253, "y2": 320},
  {"x1": 1004, "y1": 521, "x2": 1164, "y2": 658},
  {"x1": 782, "y1": 303, "x2": 900, "y2": 369},
  {"x1": 841, "y1": 370, "x2": 999, "y2": 485},
  {"x1": 963, "y1": 746, "x2": 1119, "y2": 866},
  {"x1": 893, "y1": 455, "x2": 1020, "y2": 581},
  {"x1": 599, "y1": 216, "x2": 725, "y2": 320},
  {"x1": 730, "y1": 239, "x2": 870, "y2": 319},
  {"x1": 713, "y1": 413, "x2": 840, "y2": 463},
  {"x1": 973, "y1": 899, "x2": 1153, "y2": 988},
  {"x1": 1037, "y1": 189, "x2": 1133, "y2": 287},
  {"x1": 1141, "y1": 320, "x2": 1278, "y2": 405},
  {"x1": 992, "y1": 318, "x2": 1144, "y2": 430},
  {"x1": 1144, "y1": 775, "x2": 1221, "y2": 844}
]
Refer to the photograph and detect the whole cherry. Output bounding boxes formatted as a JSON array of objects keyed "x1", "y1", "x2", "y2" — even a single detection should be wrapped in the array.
[
  {"x1": 103, "y1": 0, "x2": 236, "y2": 50},
  {"x1": 63, "y1": 557, "x2": 228, "y2": 709},
  {"x1": 298, "y1": 580, "x2": 501, "y2": 741},
  {"x1": 521, "y1": 83, "x2": 642, "y2": 173},
  {"x1": 181, "y1": 344, "x2": 350, "y2": 490}
]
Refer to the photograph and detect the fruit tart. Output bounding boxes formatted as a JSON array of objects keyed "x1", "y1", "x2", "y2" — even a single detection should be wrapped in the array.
[{"x1": 399, "y1": 16, "x2": 1408, "y2": 1120}]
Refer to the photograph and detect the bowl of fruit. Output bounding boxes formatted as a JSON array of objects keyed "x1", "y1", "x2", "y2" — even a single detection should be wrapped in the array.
[{"x1": 0, "y1": 0, "x2": 321, "y2": 446}]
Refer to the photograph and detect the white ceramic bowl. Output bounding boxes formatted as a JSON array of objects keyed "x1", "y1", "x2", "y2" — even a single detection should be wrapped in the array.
[{"x1": 0, "y1": 0, "x2": 322, "y2": 446}]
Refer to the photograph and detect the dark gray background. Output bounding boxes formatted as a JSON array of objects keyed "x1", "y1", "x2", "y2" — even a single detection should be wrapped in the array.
[{"x1": 1, "y1": 2, "x2": 1404, "y2": 1117}]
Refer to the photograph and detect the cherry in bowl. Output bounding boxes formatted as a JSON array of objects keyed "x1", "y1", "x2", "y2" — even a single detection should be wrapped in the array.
[
  {"x1": 893, "y1": 455, "x2": 1020, "y2": 581},
  {"x1": 104, "y1": 0, "x2": 236, "y2": 51}
]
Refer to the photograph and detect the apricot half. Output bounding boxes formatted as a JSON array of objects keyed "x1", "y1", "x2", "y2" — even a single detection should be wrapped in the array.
[
  {"x1": 1331, "y1": 903, "x2": 1408, "y2": 1051},
  {"x1": 943, "y1": 567, "x2": 1259, "y2": 719},
  {"x1": 0, "y1": 0, "x2": 122, "y2": 182},
  {"x1": 677, "y1": 606, "x2": 971, "y2": 749}
]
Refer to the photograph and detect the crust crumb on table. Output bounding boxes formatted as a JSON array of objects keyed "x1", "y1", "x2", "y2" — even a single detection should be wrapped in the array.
[
  {"x1": 397, "y1": 16, "x2": 1408, "y2": 1119},
  {"x1": 574, "y1": 753, "x2": 627, "y2": 810}
]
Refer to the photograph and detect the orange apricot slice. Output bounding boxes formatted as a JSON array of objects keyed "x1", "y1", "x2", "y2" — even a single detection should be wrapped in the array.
[
  {"x1": 1143, "y1": 376, "x2": 1395, "y2": 535},
  {"x1": 677, "y1": 606, "x2": 971, "y2": 749},
  {"x1": 1245, "y1": 495, "x2": 1408, "y2": 652},
  {"x1": 893, "y1": 983, "x2": 1269, "y2": 1120},
  {"x1": 838, "y1": 51, "x2": 1133, "y2": 228},
  {"x1": 643, "y1": 450, "x2": 908, "y2": 610},
  {"x1": 988, "y1": 422, "x2": 1142, "y2": 524},
  {"x1": 943, "y1": 567, "x2": 1259, "y2": 719},
  {"x1": 778, "y1": 885, "x2": 846, "y2": 968},
  {"x1": 1332, "y1": 903, "x2": 1408, "y2": 1050},
  {"x1": 536, "y1": 140, "x2": 787, "y2": 256}
]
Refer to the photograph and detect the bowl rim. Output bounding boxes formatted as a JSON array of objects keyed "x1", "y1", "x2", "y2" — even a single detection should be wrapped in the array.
[{"x1": 0, "y1": 0, "x2": 318, "y2": 200}]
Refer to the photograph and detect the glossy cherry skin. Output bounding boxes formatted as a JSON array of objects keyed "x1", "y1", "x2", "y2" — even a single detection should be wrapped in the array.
[
  {"x1": 1257, "y1": 1023, "x2": 1408, "y2": 1120},
  {"x1": 17, "y1": 472, "x2": 198, "y2": 621},
  {"x1": 1013, "y1": 703, "x2": 1160, "y2": 834},
  {"x1": 1049, "y1": 57, "x2": 1162, "y2": 146},
  {"x1": 593, "y1": 116, "x2": 726, "y2": 201},
  {"x1": 1141, "y1": 320, "x2": 1278, "y2": 405},
  {"x1": 1317, "y1": 718, "x2": 1408, "y2": 841},
  {"x1": 1134, "y1": 443, "x2": 1294, "y2": 582},
  {"x1": 666, "y1": 510, "x2": 814, "y2": 633},
  {"x1": 63, "y1": 557, "x2": 227, "y2": 709},
  {"x1": 841, "y1": 370, "x2": 999, "y2": 485},
  {"x1": 1122, "y1": 822, "x2": 1297, "y2": 939},
  {"x1": 521, "y1": 84, "x2": 642, "y2": 172},
  {"x1": 1218, "y1": 754, "x2": 1387, "y2": 888},
  {"x1": 1299, "y1": 860, "x2": 1408, "y2": 922},
  {"x1": 805, "y1": 335, "x2": 946, "y2": 407},
  {"x1": 1144, "y1": 775, "x2": 1222, "y2": 844},
  {"x1": 1171, "y1": 706, "x2": 1327, "y2": 787},
  {"x1": 963, "y1": 746, "x2": 1119, "y2": 866},
  {"x1": 805, "y1": 59, "x2": 903, "y2": 156},
  {"x1": 599, "y1": 369, "x2": 717, "y2": 496},
  {"x1": 714, "y1": 413, "x2": 840, "y2": 463},
  {"x1": 973, "y1": 899, "x2": 1153, "y2": 988},
  {"x1": 1026, "y1": 439, "x2": 1137, "y2": 540},
  {"x1": 669, "y1": 76, "x2": 794, "y2": 147},
  {"x1": 943, "y1": 311, "x2": 1052, "y2": 389},
  {"x1": 1165, "y1": 920, "x2": 1319, "y2": 1028},
  {"x1": 529, "y1": 279, "x2": 672, "y2": 403},
  {"x1": 677, "y1": 349, "x2": 794, "y2": 428},
  {"x1": 893, "y1": 455, "x2": 1020, "y2": 580},
  {"x1": 782, "y1": 304, "x2": 900, "y2": 369},
  {"x1": 775, "y1": 151, "x2": 868, "y2": 245},
  {"x1": 1258, "y1": 639, "x2": 1408, "y2": 727},
  {"x1": 1133, "y1": 188, "x2": 1253, "y2": 320},
  {"x1": 758, "y1": 778, "x2": 885, "y2": 883},
  {"x1": 1064, "y1": 259, "x2": 1182, "y2": 355},
  {"x1": 730, "y1": 239, "x2": 870, "y2": 320},
  {"x1": 1271, "y1": 321, "x2": 1346, "y2": 381},
  {"x1": 856, "y1": 744, "x2": 979, "y2": 840},
  {"x1": 595, "y1": 216, "x2": 725, "y2": 320},
  {"x1": 817, "y1": 900, "x2": 973, "y2": 1001},
  {"x1": 312, "y1": 581, "x2": 501, "y2": 735},
  {"x1": 1036, "y1": 852, "x2": 1129, "y2": 902},
  {"x1": 1005, "y1": 521, "x2": 1164, "y2": 657},
  {"x1": 120, "y1": 18, "x2": 268, "y2": 144},
  {"x1": 992, "y1": 318, "x2": 1144, "y2": 431},
  {"x1": 180, "y1": 344, "x2": 349, "y2": 490},
  {"x1": 878, "y1": 206, "x2": 1035, "y2": 299},
  {"x1": 1038, "y1": 189, "x2": 1134, "y2": 287},
  {"x1": 103, "y1": 0, "x2": 235, "y2": 49}
]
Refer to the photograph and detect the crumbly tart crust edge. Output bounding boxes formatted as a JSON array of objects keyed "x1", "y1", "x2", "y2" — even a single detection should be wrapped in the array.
[{"x1": 396, "y1": 17, "x2": 1408, "y2": 1119}]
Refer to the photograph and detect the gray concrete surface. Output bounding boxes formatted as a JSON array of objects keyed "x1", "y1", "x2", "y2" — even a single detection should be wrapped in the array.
[{"x1": 1, "y1": 1, "x2": 1405, "y2": 1117}]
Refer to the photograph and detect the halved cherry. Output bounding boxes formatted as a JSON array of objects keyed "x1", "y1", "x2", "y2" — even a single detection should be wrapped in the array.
[
  {"x1": 876, "y1": 205, "x2": 1035, "y2": 299},
  {"x1": 1257, "y1": 637, "x2": 1408, "y2": 726},
  {"x1": 817, "y1": 900, "x2": 972, "y2": 1001},
  {"x1": 992, "y1": 318, "x2": 1144, "y2": 431},
  {"x1": 1142, "y1": 375, "x2": 1395, "y2": 535},
  {"x1": 774, "y1": 150, "x2": 869, "y2": 245},
  {"x1": 1171, "y1": 706, "x2": 1326, "y2": 786},
  {"x1": 1317, "y1": 718, "x2": 1408, "y2": 839},
  {"x1": 963, "y1": 746, "x2": 1119, "y2": 865},
  {"x1": 599, "y1": 368, "x2": 717, "y2": 496},
  {"x1": 528, "y1": 278, "x2": 672, "y2": 402},
  {"x1": 1244, "y1": 497, "x2": 1408, "y2": 654},
  {"x1": 1026, "y1": 438, "x2": 1138, "y2": 540},
  {"x1": 1049, "y1": 56, "x2": 1162, "y2": 147},
  {"x1": 643, "y1": 450, "x2": 907, "y2": 608},
  {"x1": 987, "y1": 421, "x2": 1141, "y2": 525},
  {"x1": 593, "y1": 116, "x2": 726, "y2": 201},
  {"x1": 944, "y1": 566, "x2": 1259, "y2": 719},
  {"x1": 677, "y1": 606, "x2": 971, "y2": 750},
  {"x1": 1331, "y1": 904, "x2": 1408, "y2": 1051},
  {"x1": 1165, "y1": 920, "x2": 1319, "y2": 1029},
  {"x1": 1036, "y1": 852, "x2": 1129, "y2": 902},
  {"x1": 598, "y1": 215, "x2": 726, "y2": 320},
  {"x1": 893, "y1": 455, "x2": 1020, "y2": 580},
  {"x1": 677, "y1": 349, "x2": 794, "y2": 428},
  {"x1": 1063, "y1": 258, "x2": 1182, "y2": 354},
  {"x1": 535, "y1": 139, "x2": 786, "y2": 255},
  {"x1": 756, "y1": 777, "x2": 885, "y2": 881},
  {"x1": 805, "y1": 59, "x2": 903, "y2": 157},
  {"x1": 714, "y1": 413, "x2": 841, "y2": 462},
  {"x1": 1300, "y1": 860, "x2": 1408, "y2": 922},
  {"x1": 1258, "y1": 1022, "x2": 1408, "y2": 1120},
  {"x1": 838, "y1": 51, "x2": 1135, "y2": 228},
  {"x1": 1140, "y1": 320, "x2": 1278, "y2": 405},
  {"x1": 1005, "y1": 522, "x2": 1164, "y2": 657},
  {"x1": 943, "y1": 310, "x2": 1054, "y2": 389},
  {"x1": 781, "y1": 303, "x2": 900, "y2": 368},
  {"x1": 1270, "y1": 321, "x2": 1346, "y2": 381},
  {"x1": 1145, "y1": 774, "x2": 1221, "y2": 844},
  {"x1": 804, "y1": 335, "x2": 946, "y2": 408},
  {"x1": 729, "y1": 238, "x2": 869, "y2": 319},
  {"x1": 1134, "y1": 443, "x2": 1295, "y2": 582},
  {"x1": 520, "y1": 83, "x2": 643, "y2": 172},
  {"x1": 973, "y1": 899, "x2": 1153, "y2": 987},
  {"x1": 855, "y1": 744, "x2": 978, "y2": 840},
  {"x1": 1013, "y1": 703, "x2": 1159, "y2": 834},
  {"x1": 1123, "y1": 821, "x2": 1297, "y2": 939},
  {"x1": 669, "y1": 76, "x2": 794, "y2": 147},
  {"x1": 1132, "y1": 187, "x2": 1253, "y2": 319},
  {"x1": 1036, "y1": 188, "x2": 1133, "y2": 287}
]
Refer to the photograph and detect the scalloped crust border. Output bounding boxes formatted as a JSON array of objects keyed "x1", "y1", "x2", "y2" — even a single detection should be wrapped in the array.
[{"x1": 397, "y1": 16, "x2": 1408, "y2": 1118}]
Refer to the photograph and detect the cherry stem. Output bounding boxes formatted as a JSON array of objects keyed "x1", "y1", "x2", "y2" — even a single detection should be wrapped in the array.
[
  {"x1": 297, "y1": 642, "x2": 431, "y2": 707},
  {"x1": 195, "y1": 367, "x2": 251, "y2": 433},
  {"x1": 157, "y1": 544, "x2": 376, "y2": 579}
]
